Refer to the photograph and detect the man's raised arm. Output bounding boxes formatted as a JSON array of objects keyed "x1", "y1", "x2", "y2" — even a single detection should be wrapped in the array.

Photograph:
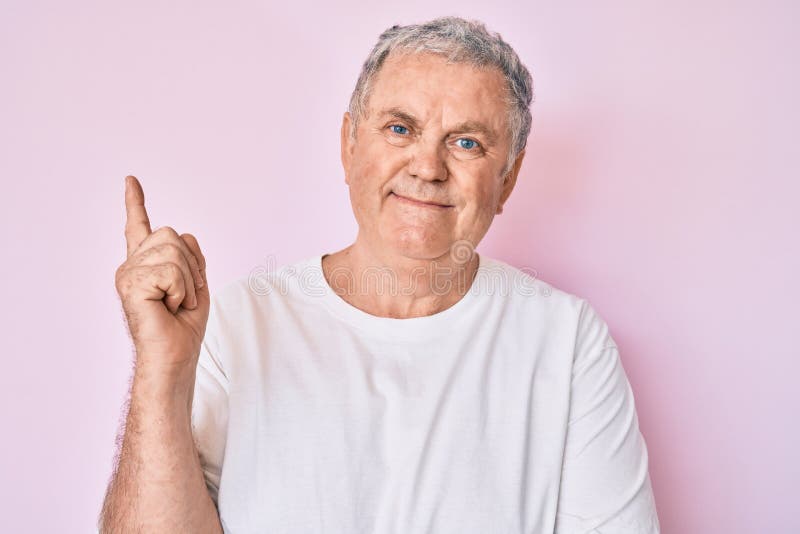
[{"x1": 98, "y1": 175, "x2": 223, "y2": 533}]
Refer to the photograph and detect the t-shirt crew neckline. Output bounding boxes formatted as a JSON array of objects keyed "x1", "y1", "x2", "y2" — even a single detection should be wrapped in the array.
[{"x1": 310, "y1": 252, "x2": 488, "y2": 342}]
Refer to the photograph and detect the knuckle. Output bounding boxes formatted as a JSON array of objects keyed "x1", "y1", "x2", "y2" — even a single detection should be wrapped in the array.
[
  {"x1": 181, "y1": 233, "x2": 205, "y2": 268},
  {"x1": 154, "y1": 226, "x2": 179, "y2": 240},
  {"x1": 163, "y1": 226, "x2": 179, "y2": 238},
  {"x1": 175, "y1": 238, "x2": 199, "y2": 266},
  {"x1": 114, "y1": 264, "x2": 127, "y2": 290},
  {"x1": 115, "y1": 265, "x2": 140, "y2": 297}
]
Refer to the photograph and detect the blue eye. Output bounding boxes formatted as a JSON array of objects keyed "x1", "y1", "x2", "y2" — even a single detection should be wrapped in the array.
[
  {"x1": 457, "y1": 138, "x2": 479, "y2": 150},
  {"x1": 390, "y1": 125, "x2": 409, "y2": 135}
]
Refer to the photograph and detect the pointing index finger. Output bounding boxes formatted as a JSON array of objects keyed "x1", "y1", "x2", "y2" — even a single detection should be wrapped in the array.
[{"x1": 125, "y1": 175, "x2": 152, "y2": 257}]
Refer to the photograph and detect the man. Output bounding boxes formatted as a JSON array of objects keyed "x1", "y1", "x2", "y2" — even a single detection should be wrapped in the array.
[{"x1": 100, "y1": 16, "x2": 660, "y2": 533}]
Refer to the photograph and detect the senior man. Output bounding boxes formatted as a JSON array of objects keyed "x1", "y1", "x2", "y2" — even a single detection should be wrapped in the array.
[{"x1": 100, "y1": 16, "x2": 660, "y2": 534}]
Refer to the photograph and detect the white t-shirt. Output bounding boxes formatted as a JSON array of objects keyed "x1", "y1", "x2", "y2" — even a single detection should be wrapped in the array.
[{"x1": 191, "y1": 253, "x2": 660, "y2": 533}]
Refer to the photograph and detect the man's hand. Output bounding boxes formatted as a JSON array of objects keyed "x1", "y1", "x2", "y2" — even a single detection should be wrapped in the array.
[{"x1": 115, "y1": 175, "x2": 210, "y2": 375}]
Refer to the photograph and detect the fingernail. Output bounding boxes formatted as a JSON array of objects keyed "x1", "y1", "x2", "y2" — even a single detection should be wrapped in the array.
[{"x1": 196, "y1": 270, "x2": 205, "y2": 288}]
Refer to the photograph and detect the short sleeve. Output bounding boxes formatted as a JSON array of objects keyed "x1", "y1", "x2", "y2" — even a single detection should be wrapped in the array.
[
  {"x1": 555, "y1": 300, "x2": 661, "y2": 533},
  {"x1": 191, "y1": 296, "x2": 229, "y2": 506}
]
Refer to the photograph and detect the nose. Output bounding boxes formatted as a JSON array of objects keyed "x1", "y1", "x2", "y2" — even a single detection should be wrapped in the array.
[{"x1": 407, "y1": 135, "x2": 448, "y2": 182}]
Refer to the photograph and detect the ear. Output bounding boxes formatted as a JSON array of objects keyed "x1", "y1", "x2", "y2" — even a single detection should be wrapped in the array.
[
  {"x1": 340, "y1": 111, "x2": 355, "y2": 185},
  {"x1": 496, "y1": 149, "x2": 525, "y2": 215}
]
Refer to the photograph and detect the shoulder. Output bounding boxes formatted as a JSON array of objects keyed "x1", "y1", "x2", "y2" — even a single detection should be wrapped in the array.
[
  {"x1": 204, "y1": 254, "x2": 321, "y2": 334},
  {"x1": 478, "y1": 255, "x2": 613, "y2": 356},
  {"x1": 477, "y1": 254, "x2": 585, "y2": 316}
]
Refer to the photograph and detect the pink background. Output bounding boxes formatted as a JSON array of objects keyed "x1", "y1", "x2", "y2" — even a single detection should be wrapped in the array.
[{"x1": 2, "y1": 2, "x2": 797, "y2": 532}]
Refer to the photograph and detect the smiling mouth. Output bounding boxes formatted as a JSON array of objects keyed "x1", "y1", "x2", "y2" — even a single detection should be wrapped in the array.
[{"x1": 390, "y1": 192, "x2": 453, "y2": 208}]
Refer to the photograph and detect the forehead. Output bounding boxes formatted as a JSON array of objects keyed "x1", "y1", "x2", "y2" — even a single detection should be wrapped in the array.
[{"x1": 367, "y1": 51, "x2": 509, "y2": 135}]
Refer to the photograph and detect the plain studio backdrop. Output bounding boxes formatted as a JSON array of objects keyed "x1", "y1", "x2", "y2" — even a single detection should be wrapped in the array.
[{"x1": 1, "y1": 1, "x2": 797, "y2": 533}]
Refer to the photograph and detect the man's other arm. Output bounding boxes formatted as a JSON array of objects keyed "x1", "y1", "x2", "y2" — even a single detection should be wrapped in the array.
[{"x1": 554, "y1": 300, "x2": 661, "y2": 533}]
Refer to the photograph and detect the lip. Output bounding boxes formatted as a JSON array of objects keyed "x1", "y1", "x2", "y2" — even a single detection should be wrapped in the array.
[{"x1": 390, "y1": 192, "x2": 452, "y2": 208}]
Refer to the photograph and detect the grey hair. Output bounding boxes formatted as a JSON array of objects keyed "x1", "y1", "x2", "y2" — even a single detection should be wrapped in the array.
[{"x1": 347, "y1": 16, "x2": 534, "y2": 178}]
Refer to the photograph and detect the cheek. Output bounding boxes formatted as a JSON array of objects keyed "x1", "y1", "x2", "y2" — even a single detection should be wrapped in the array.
[
  {"x1": 461, "y1": 180, "x2": 497, "y2": 212},
  {"x1": 348, "y1": 156, "x2": 393, "y2": 216},
  {"x1": 456, "y1": 181, "x2": 500, "y2": 230},
  {"x1": 354, "y1": 148, "x2": 397, "y2": 193}
]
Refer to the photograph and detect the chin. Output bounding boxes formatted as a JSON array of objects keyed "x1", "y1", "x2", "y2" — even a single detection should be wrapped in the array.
[{"x1": 388, "y1": 230, "x2": 454, "y2": 262}]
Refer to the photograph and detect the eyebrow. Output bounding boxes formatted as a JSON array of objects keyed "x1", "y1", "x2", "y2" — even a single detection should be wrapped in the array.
[{"x1": 377, "y1": 106, "x2": 499, "y2": 145}]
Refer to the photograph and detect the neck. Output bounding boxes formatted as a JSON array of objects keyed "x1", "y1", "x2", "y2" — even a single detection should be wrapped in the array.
[{"x1": 321, "y1": 238, "x2": 480, "y2": 319}]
